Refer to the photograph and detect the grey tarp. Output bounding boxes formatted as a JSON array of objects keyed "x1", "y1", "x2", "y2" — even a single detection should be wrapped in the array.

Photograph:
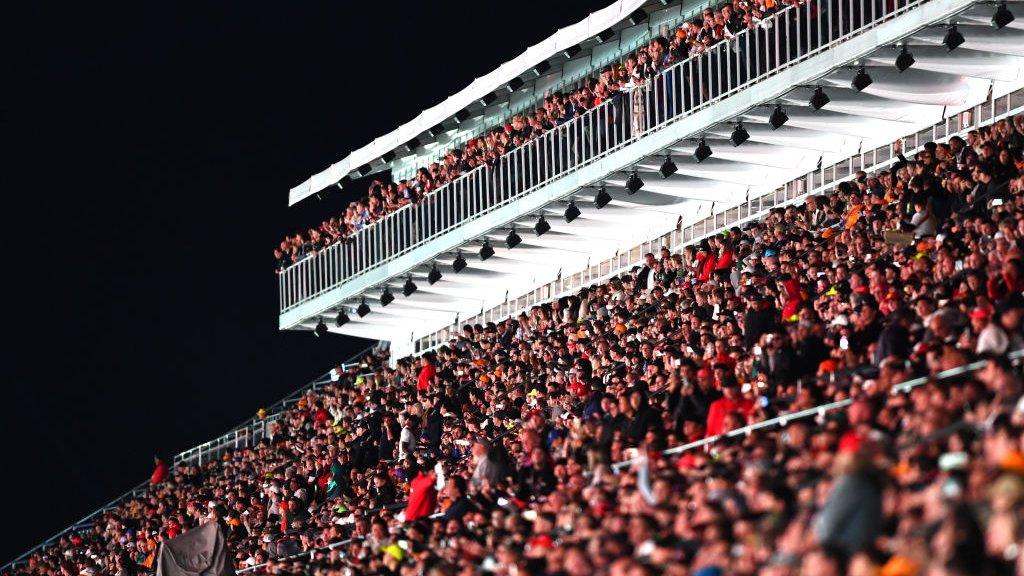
[{"x1": 155, "y1": 522, "x2": 234, "y2": 576}]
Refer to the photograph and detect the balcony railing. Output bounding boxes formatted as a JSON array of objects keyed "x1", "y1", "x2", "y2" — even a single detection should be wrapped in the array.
[
  {"x1": 279, "y1": 0, "x2": 951, "y2": 316},
  {"x1": 0, "y1": 345, "x2": 380, "y2": 572},
  {"x1": 398, "y1": 0, "x2": 725, "y2": 178},
  {"x1": 412, "y1": 86, "x2": 1024, "y2": 353}
]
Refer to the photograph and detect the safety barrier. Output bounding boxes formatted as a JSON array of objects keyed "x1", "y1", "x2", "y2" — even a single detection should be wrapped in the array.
[
  {"x1": 1, "y1": 345, "x2": 379, "y2": 571},
  {"x1": 279, "y1": 0, "x2": 955, "y2": 313},
  {"x1": 414, "y1": 86, "x2": 1024, "y2": 353}
]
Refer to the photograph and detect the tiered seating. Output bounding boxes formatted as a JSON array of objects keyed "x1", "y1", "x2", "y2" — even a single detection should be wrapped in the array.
[{"x1": 10, "y1": 118, "x2": 1024, "y2": 576}]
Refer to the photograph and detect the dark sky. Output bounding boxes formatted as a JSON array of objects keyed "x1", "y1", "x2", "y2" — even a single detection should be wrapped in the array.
[{"x1": 3, "y1": 0, "x2": 609, "y2": 564}]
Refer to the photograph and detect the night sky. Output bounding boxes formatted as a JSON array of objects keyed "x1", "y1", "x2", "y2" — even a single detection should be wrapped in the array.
[{"x1": 3, "y1": 0, "x2": 609, "y2": 564}]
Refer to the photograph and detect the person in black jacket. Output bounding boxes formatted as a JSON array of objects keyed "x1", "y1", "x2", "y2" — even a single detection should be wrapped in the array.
[
  {"x1": 441, "y1": 476, "x2": 475, "y2": 522},
  {"x1": 874, "y1": 308, "x2": 914, "y2": 364},
  {"x1": 743, "y1": 293, "x2": 778, "y2": 349},
  {"x1": 634, "y1": 253, "x2": 657, "y2": 294}
]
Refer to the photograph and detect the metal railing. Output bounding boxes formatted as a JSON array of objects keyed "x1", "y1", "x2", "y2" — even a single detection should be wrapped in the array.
[
  {"x1": 234, "y1": 348, "x2": 1023, "y2": 575},
  {"x1": 397, "y1": 0, "x2": 724, "y2": 178},
  {"x1": 1, "y1": 345, "x2": 381, "y2": 572},
  {"x1": 413, "y1": 86, "x2": 1024, "y2": 353},
  {"x1": 279, "y1": 0, "x2": 943, "y2": 314},
  {"x1": 613, "y1": 348, "x2": 1024, "y2": 470},
  {"x1": 172, "y1": 343, "x2": 380, "y2": 467}
]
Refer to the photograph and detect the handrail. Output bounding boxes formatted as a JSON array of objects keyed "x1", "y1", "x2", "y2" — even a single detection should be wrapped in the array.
[
  {"x1": 612, "y1": 349, "x2": 1024, "y2": 470},
  {"x1": 240, "y1": 349, "x2": 1024, "y2": 574},
  {"x1": 412, "y1": 83, "x2": 1024, "y2": 354},
  {"x1": 172, "y1": 343, "x2": 379, "y2": 467},
  {"x1": 400, "y1": 0, "x2": 722, "y2": 177},
  {"x1": 1, "y1": 345, "x2": 380, "y2": 571},
  {"x1": 278, "y1": 0, "x2": 951, "y2": 315}
]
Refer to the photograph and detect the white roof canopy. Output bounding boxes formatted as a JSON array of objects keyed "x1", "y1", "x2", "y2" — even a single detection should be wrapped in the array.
[{"x1": 288, "y1": 0, "x2": 654, "y2": 206}]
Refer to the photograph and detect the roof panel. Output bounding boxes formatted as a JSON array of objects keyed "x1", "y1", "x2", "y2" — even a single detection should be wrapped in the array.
[{"x1": 288, "y1": 0, "x2": 653, "y2": 206}]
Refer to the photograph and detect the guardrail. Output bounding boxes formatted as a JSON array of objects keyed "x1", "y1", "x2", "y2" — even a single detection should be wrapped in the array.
[
  {"x1": 614, "y1": 348, "x2": 1024, "y2": 470},
  {"x1": 398, "y1": 0, "x2": 724, "y2": 178},
  {"x1": 242, "y1": 348, "x2": 1024, "y2": 574},
  {"x1": 413, "y1": 85, "x2": 1024, "y2": 353},
  {"x1": 1, "y1": 344, "x2": 381, "y2": 572},
  {"x1": 279, "y1": 0, "x2": 948, "y2": 314}
]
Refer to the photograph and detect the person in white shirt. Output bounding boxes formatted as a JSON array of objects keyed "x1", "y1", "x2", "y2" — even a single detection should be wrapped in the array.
[{"x1": 398, "y1": 412, "x2": 416, "y2": 461}]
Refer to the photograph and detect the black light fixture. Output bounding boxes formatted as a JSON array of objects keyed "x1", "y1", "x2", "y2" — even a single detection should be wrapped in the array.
[
  {"x1": 506, "y1": 226, "x2": 522, "y2": 249},
  {"x1": 454, "y1": 109, "x2": 471, "y2": 124},
  {"x1": 506, "y1": 77, "x2": 525, "y2": 93},
  {"x1": 357, "y1": 298, "x2": 371, "y2": 317},
  {"x1": 809, "y1": 86, "x2": 830, "y2": 110},
  {"x1": 895, "y1": 45, "x2": 915, "y2": 72},
  {"x1": 453, "y1": 251, "x2": 468, "y2": 272},
  {"x1": 335, "y1": 309, "x2": 350, "y2": 327},
  {"x1": 380, "y1": 150, "x2": 396, "y2": 163},
  {"x1": 357, "y1": 164, "x2": 372, "y2": 176},
  {"x1": 769, "y1": 105, "x2": 789, "y2": 129},
  {"x1": 563, "y1": 44, "x2": 581, "y2": 59},
  {"x1": 594, "y1": 185, "x2": 612, "y2": 209},
  {"x1": 993, "y1": 2, "x2": 1014, "y2": 29},
  {"x1": 534, "y1": 215, "x2": 551, "y2": 236},
  {"x1": 564, "y1": 201, "x2": 581, "y2": 223},
  {"x1": 626, "y1": 170, "x2": 644, "y2": 194},
  {"x1": 403, "y1": 138, "x2": 421, "y2": 152},
  {"x1": 479, "y1": 239, "x2": 495, "y2": 261},
  {"x1": 403, "y1": 275, "x2": 418, "y2": 297},
  {"x1": 943, "y1": 25, "x2": 965, "y2": 50},
  {"x1": 852, "y1": 66, "x2": 873, "y2": 91},
  {"x1": 533, "y1": 61, "x2": 551, "y2": 76},
  {"x1": 628, "y1": 8, "x2": 648, "y2": 24},
  {"x1": 428, "y1": 123, "x2": 446, "y2": 137},
  {"x1": 314, "y1": 317, "x2": 329, "y2": 337},
  {"x1": 478, "y1": 92, "x2": 497, "y2": 106},
  {"x1": 596, "y1": 28, "x2": 615, "y2": 43},
  {"x1": 731, "y1": 123, "x2": 750, "y2": 146},
  {"x1": 380, "y1": 287, "x2": 394, "y2": 307},
  {"x1": 694, "y1": 139, "x2": 712, "y2": 163},
  {"x1": 660, "y1": 154, "x2": 678, "y2": 177},
  {"x1": 428, "y1": 263, "x2": 442, "y2": 285}
]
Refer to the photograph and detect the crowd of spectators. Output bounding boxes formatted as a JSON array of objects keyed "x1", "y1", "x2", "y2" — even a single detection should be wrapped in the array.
[
  {"x1": 274, "y1": 0, "x2": 797, "y2": 272},
  {"x1": 15, "y1": 117, "x2": 1024, "y2": 576}
]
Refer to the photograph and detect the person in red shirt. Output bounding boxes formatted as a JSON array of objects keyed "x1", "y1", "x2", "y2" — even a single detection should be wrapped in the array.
[
  {"x1": 779, "y1": 274, "x2": 804, "y2": 322},
  {"x1": 416, "y1": 355, "x2": 437, "y2": 393},
  {"x1": 149, "y1": 456, "x2": 168, "y2": 485},
  {"x1": 713, "y1": 238, "x2": 735, "y2": 284},
  {"x1": 404, "y1": 464, "x2": 438, "y2": 522},
  {"x1": 705, "y1": 380, "x2": 753, "y2": 437},
  {"x1": 698, "y1": 246, "x2": 717, "y2": 283},
  {"x1": 987, "y1": 258, "x2": 1024, "y2": 304}
]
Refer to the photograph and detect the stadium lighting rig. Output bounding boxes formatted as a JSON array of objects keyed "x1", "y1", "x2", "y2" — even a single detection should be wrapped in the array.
[
  {"x1": 731, "y1": 123, "x2": 749, "y2": 146},
  {"x1": 428, "y1": 263, "x2": 442, "y2": 284}
]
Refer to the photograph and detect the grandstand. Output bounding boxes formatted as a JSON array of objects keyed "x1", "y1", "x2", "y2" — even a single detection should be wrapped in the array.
[{"x1": 7, "y1": 0, "x2": 1024, "y2": 574}]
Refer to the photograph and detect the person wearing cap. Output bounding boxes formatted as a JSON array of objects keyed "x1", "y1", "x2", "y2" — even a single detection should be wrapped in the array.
[
  {"x1": 813, "y1": 433, "x2": 884, "y2": 558},
  {"x1": 972, "y1": 307, "x2": 1010, "y2": 355}
]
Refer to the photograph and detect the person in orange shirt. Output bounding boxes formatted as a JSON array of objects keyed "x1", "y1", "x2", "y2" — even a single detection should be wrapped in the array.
[{"x1": 844, "y1": 192, "x2": 866, "y2": 230}]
